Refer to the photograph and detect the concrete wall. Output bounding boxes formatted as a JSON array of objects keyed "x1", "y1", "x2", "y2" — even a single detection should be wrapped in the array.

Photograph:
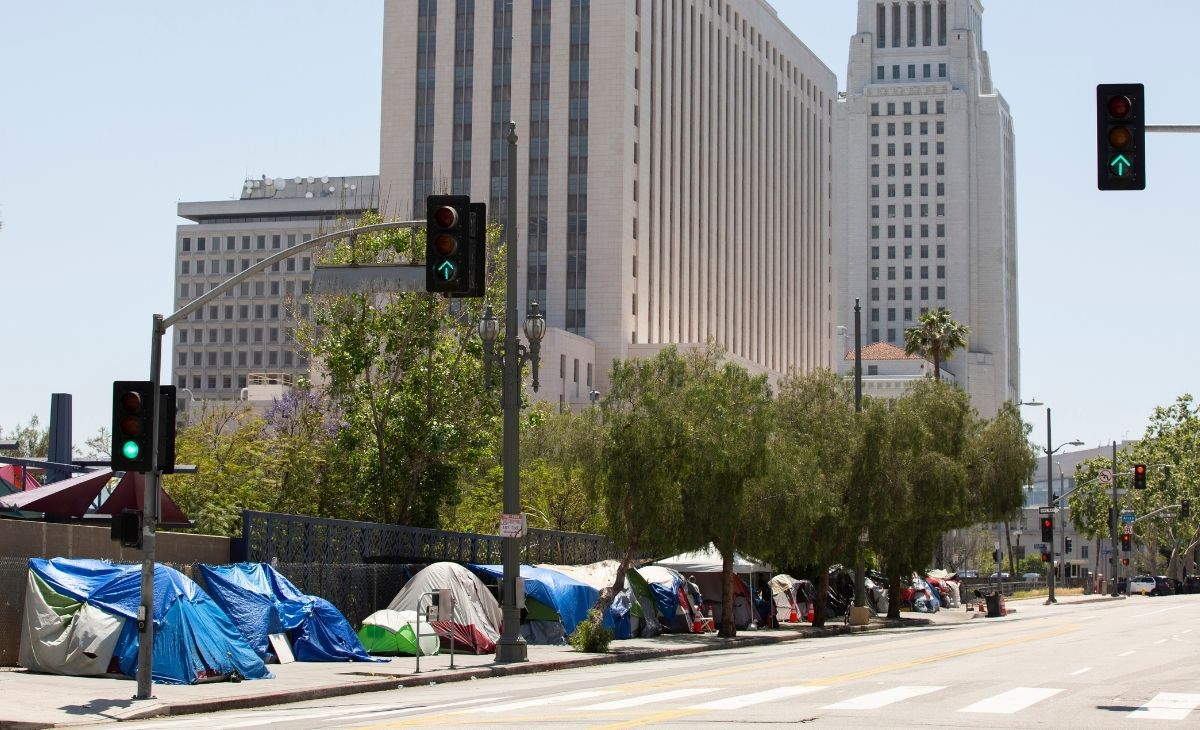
[{"x1": 0, "y1": 522, "x2": 231, "y2": 666}]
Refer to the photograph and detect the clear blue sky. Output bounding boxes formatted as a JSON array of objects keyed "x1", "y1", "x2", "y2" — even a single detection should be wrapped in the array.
[{"x1": 2, "y1": 1, "x2": 1196, "y2": 457}]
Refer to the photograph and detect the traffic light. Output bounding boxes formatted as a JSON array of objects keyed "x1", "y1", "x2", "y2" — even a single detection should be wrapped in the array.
[
  {"x1": 110, "y1": 509, "x2": 143, "y2": 549},
  {"x1": 1096, "y1": 83, "x2": 1145, "y2": 191},
  {"x1": 451, "y1": 202, "x2": 487, "y2": 299},
  {"x1": 1065, "y1": 536, "x2": 1073, "y2": 554},
  {"x1": 1041, "y1": 516, "x2": 1054, "y2": 542},
  {"x1": 111, "y1": 381, "x2": 155, "y2": 472},
  {"x1": 1122, "y1": 558, "x2": 1130, "y2": 566},
  {"x1": 425, "y1": 195, "x2": 471, "y2": 295},
  {"x1": 1181, "y1": 499, "x2": 1191, "y2": 519},
  {"x1": 1041, "y1": 552, "x2": 1050, "y2": 563},
  {"x1": 1133, "y1": 463, "x2": 1147, "y2": 489},
  {"x1": 1121, "y1": 533, "x2": 1132, "y2": 552},
  {"x1": 158, "y1": 385, "x2": 177, "y2": 475}
]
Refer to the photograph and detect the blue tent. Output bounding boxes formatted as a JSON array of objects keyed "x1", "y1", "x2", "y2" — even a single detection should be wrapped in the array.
[
  {"x1": 469, "y1": 564, "x2": 598, "y2": 636},
  {"x1": 198, "y1": 563, "x2": 380, "y2": 663},
  {"x1": 22, "y1": 558, "x2": 270, "y2": 685}
]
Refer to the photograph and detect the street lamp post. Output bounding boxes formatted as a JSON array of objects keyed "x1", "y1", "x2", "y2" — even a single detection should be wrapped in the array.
[
  {"x1": 1020, "y1": 400, "x2": 1082, "y2": 605},
  {"x1": 476, "y1": 121, "x2": 545, "y2": 664}
]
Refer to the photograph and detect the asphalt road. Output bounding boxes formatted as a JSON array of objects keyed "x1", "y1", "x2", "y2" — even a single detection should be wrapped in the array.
[{"x1": 100, "y1": 594, "x2": 1200, "y2": 729}]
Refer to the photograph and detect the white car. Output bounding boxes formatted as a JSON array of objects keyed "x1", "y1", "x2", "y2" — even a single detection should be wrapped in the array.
[{"x1": 1129, "y1": 576, "x2": 1157, "y2": 595}]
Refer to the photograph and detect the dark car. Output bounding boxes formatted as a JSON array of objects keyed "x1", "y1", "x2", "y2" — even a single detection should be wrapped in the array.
[
  {"x1": 1154, "y1": 576, "x2": 1175, "y2": 596},
  {"x1": 1184, "y1": 575, "x2": 1200, "y2": 594}
]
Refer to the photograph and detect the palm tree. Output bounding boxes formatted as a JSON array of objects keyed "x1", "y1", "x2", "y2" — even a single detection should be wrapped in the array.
[{"x1": 903, "y1": 308, "x2": 969, "y2": 381}]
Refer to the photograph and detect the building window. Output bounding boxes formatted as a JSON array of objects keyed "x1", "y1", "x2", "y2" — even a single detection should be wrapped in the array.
[
  {"x1": 876, "y1": 66, "x2": 884, "y2": 81},
  {"x1": 938, "y1": 63, "x2": 947, "y2": 78}
]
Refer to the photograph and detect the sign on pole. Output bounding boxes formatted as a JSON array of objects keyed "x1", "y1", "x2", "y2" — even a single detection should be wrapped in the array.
[
  {"x1": 499, "y1": 513, "x2": 527, "y2": 538},
  {"x1": 1038, "y1": 507, "x2": 1058, "y2": 515},
  {"x1": 1123, "y1": 524, "x2": 1134, "y2": 535},
  {"x1": 1121, "y1": 511, "x2": 1135, "y2": 523},
  {"x1": 1099, "y1": 468, "x2": 1114, "y2": 485}
]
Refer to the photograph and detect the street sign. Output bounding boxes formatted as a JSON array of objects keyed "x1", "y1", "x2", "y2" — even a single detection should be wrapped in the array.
[
  {"x1": 499, "y1": 513, "x2": 527, "y2": 538},
  {"x1": 1038, "y1": 507, "x2": 1058, "y2": 515},
  {"x1": 1099, "y1": 468, "x2": 1113, "y2": 485},
  {"x1": 1124, "y1": 524, "x2": 1134, "y2": 534},
  {"x1": 311, "y1": 263, "x2": 425, "y2": 295},
  {"x1": 1034, "y1": 543, "x2": 1048, "y2": 551},
  {"x1": 1121, "y1": 512, "x2": 1135, "y2": 523}
]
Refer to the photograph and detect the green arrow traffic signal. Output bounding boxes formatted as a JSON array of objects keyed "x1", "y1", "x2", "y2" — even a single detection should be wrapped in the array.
[
  {"x1": 1109, "y1": 154, "x2": 1132, "y2": 177},
  {"x1": 435, "y1": 259, "x2": 457, "y2": 281}
]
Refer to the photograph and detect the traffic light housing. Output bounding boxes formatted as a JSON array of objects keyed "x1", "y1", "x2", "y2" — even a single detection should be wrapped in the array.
[
  {"x1": 1065, "y1": 536, "x2": 1073, "y2": 554},
  {"x1": 450, "y1": 202, "x2": 487, "y2": 299},
  {"x1": 1120, "y1": 533, "x2": 1132, "y2": 552},
  {"x1": 110, "y1": 509, "x2": 143, "y2": 549},
  {"x1": 1122, "y1": 558, "x2": 1130, "y2": 566},
  {"x1": 1041, "y1": 516, "x2": 1054, "y2": 543},
  {"x1": 1096, "y1": 83, "x2": 1145, "y2": 191},
  {"x1": 1133, "y1": 463, "x2": 1147, "y2": 489},
  {"x1": 1041, "y1": 552, "x2": 1050, "y2": 563},
  {"x1": 111, "y1": 381, "x2": 155, "y2": 472},
  {"x1": 1181, "y1": 499, "x2": 1191, "y2": 519},
  {"x1": 158, "y1": 385, "x2": 177, "y2": 474},
  {"x1": 425, "y1": 195, "x2": 471, "y2": 295}
]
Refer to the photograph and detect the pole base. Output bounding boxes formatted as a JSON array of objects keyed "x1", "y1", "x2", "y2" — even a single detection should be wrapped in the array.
[
  {"x1": 1044, "y1": 597, "x2": 1058, "y2": 605},
  {"x1": 495, "y1": 638, "x2": 528, "y2": 663}
]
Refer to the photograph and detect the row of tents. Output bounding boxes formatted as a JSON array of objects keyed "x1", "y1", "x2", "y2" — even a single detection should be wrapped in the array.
[{"x1": 19, "y1": 546, "x2": 962, "y2": 684}]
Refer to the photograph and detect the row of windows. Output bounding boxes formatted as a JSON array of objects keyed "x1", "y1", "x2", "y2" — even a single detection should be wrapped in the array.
[
  {"x1": 179, "y1": 257, "x2": 311, "y2": 276},
  {"x1": 871, "y1": 305, "x2": 944, "y2": 323},
  {"x1": 871, "y1": 161, "x2": 946, "y2": 178},
  {"x1": 871, "y1": 285, "x2": 947, "y2": 302},
  {"x1": 176, "y1": 369, "x2": 307, "y2": 392},
  {"x1": 871, "y1": 120, "x2": 944, "y2": 137},
  {"x1": 178, "y1": 347, "x2": 297, "y2": 367},
  {"x1": 870, "y1": 136, "x2": 944, "y2": 156},
  {"x1": 179, "y1": 281, "x2": 311, "y2": 301},
  {"x1": 872, "y1": 203, "x2": 945, "y2": 219},
  {"x1": 870, "y1": 265, "x2": 946, "y2": 280},
  {"x1": 871, "y1": 100, "x2": 944, "y2": 116},
  {"x1": 180, "y1": 233, "x2": 313, "y2": 253},
  {"x1": 174, "y1": 298, "x2": 310, "y2": 322},
  {"x1": 876, "y1": 62, "x2": 947, "y2": 82},
  {"x1": 871, "y1": 224, "x2": 947, "y2": 240},
  {"x1": 178, "y1": 325, "x2": 294, "y2": 344},
  {"x1": 870, "y1": 182, "x2": 946, "y2": 198},
  {"x1": 872, "y1": 244, "x2": 946, "y2": 259},
  {"x1": 877, "y1": 1, "x2": 948, "y2": 49}
]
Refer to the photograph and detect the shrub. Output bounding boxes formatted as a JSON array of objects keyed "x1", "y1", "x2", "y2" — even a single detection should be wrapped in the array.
[{"x1": 568, "y1": 609, "x2": 613, "y2": 653}]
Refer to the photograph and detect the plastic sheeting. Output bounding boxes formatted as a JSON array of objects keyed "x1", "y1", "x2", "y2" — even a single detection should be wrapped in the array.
[
  {"x1": 469, "y1": 564, "x2": 596, "y2": 636},
  {"x1": 635, "y1": 565, "x2": 700, "y2": 633},
  {"x1": 22, "y1": 558, "x2": 270, "y2": 685},
  {"x1": 537, "y1": 561, "x2": 661, "y2": 639},
  {"x1": 198, "y1": 563, "x2": 378, "y2": 663}
]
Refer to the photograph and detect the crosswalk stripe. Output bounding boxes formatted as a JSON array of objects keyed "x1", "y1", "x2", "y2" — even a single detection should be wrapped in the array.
[
  {"x1": 335, "y1": 695, "x2": 511, "y2": 721},
  {"x1": 822, "y1": 685, "x2": 945, "y2": 710},
  {"x1": 958, "y1": 687, "x2": 1062, "y2": 714},
  {"x1": 1129, "y1": 692, "x2": 1200, "y2": 720},
  {"x1": 574, "y1": 687, "x2": 718, "y2": 711},
  {"x1": 689, "y1": 686, "x2": 822, "y2": 710},
  {"x1": 475, "y1": 690, "x2": 618, "y2": 713}
]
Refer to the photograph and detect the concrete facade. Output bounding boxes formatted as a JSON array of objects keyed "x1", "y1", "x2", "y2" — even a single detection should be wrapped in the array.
[
  {"x1": 834, "y1": 0, "x2": 1018, "y2": 417},
  {"x1": 171, "y1": 176, "x2": 378, "y2": 405},
  {"x1": 380, "y1": 0, "x2": 838, "y2": 398}
]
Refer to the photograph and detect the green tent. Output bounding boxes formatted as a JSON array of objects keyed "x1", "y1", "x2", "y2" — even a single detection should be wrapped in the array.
[{"x1": 358, "y1": 609, "x2": 440, "y2": 656}]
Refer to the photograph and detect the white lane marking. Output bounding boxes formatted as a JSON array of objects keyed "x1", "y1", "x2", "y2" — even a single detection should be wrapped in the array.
[
  {"x1": 1129, "y1": 692, "x2": 1200, "y2": 720},
  {"x1": 475, "y1": 690, "x2": 617, "y2": 713},
  {"x1": 1132, "y1": 606, "x2": 1187, "y2": 619},
  {"x1": 1070, "y1": 667, "x2": 1093, "y2": 676},
  {"x1": 1155, "y1": 639, "x2": 1168, "y2": 644},
  {"x1": 1118, "y1": 650, "x2": 1136, "y2": 657},
  {"x1": 329, "y1": 696, "x2": 511, "y2": 722},
  {"x1": 822, "y1": 686, "x2": 945, "y2": 711},
  {"x1": 690, "y1": 686, "x2": 822, "y2": 711},
  {"x1": 1183, "y1": 629, "x2": 1194, "y2": 635},
  {"x1": 958, "y1": 687, "x2": 1063, "y2": 714},
  {"x1": 575, "y1": 687, "x2": 717, "y2": 711}
]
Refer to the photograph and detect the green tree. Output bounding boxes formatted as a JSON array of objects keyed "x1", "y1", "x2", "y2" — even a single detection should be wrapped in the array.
[
  {"x1": 301, "y1": 213, "x2": 503, "y2": 527},
  {"x1": 676, "y1": 345, "x2": 773, "y2": 637},
  {"x1": 519, "y1": 405, "x2": 607, "y2": 535},
  {"x1": 755, "y1": 368, "x2": 863, "y2": 627},
  {"x1": 903, "y1": 307, "x2": 969, "y2": 380},
  {"x1": 2, "y1": 415, "x2": 49, "y2": 458}
]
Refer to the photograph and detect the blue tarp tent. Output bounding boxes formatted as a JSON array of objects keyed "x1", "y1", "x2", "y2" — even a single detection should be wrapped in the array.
[
  {"x1": 21, "y1": 558, "x2": 270, "y2": 685},
  {"x1": 198, "y1": 563, "x2": 379, "y2": 663},
  {"x1": 469, "y1": 564, "x2": 597, "y2": 636}
]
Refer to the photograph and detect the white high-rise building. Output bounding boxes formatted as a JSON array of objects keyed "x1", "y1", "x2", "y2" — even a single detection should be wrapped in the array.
[
  {"x1": 380, "y1": 0, "x2": 838, "y2": 406},
  {"x1": 834, "y1": 0, "x2": 1018, "y2": 417}
]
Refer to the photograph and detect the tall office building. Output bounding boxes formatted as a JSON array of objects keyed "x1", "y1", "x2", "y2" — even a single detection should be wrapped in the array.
[
  {"x1": 172, "y1": 176, "x2": 378, "y2": 403},
  {"x1": 834, "y1": 0, "x2": 1018, "y2": 417},
  {"x1": 380, "y1": 0, "x2": 838, "y2": 406}
]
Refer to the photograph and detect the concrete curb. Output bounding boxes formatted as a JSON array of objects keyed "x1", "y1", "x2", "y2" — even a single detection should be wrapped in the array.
[{"x1": 144, "y1": 619, "x2": 930, "y2": 722}]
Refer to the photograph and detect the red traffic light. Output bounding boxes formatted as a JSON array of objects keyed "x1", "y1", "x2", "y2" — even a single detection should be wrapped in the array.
[
  {"x1": 432, "y1": 205, "x2": 459, "y2": 229},
  {"x1": 1134, "y1": 464, "x2": 1146, "y2": 476},
  {"x1": 119, "y1": 390, "x2": 143, "y2": 413},
  {"x1": 1106, "y1": 95, "x2": 1132, "y2": 119},
  {"x1": 1042, "y1": 518, "x2": 1052, "y2": 529}
]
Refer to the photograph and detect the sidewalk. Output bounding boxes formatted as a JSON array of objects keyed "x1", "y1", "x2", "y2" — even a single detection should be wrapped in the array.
[
  {"x1": 2, "y1": 595, "x2": 1118, "y2": 730},
  {"x1": 0, "y1": 616, "x2": 932, "y2": 729}
]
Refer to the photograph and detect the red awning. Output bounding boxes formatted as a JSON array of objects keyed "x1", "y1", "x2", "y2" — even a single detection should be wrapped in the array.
[
  {"x1": 94, "y1": 471, "x2": 191, "y2": 527},
  {"x1": 0, "y1": 469, "x2": 113, "y2": 516},
  {"x1": 0, "y1": 465, "x2": 42, "y2": 491}
]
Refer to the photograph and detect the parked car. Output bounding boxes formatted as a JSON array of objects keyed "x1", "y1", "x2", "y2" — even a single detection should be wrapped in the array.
[
  {"x1": 988, "y1": 572, "x2": 1010, "y2": 579},
  {"x1": 957, "y1": 570, "x2": 979, "y2": 579},
  {"x1": 1155, "y1": 576, "x2": 1176, "y2": 596},
  {"x1": 1021, "y1": 572, "x2": 1042, "y2": 581},
  {"x1": 1184, "y1": 575, "x2": 1200, "y2": 594},
  {"x1": 1129, "y1": 576, "x2": 1156, "y2": 595}
]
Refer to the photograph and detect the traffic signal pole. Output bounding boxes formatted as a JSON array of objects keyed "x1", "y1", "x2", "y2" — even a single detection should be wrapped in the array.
[
  {"x1": 1110, "y1": 442, "x2": 1120, "y2": 596},
  {"x1": 132, "y1": 221, "x2": 419, "y2": 699},
  {"x1": 1046, "y1": 409, "x2": 1057, "y2": 604}
]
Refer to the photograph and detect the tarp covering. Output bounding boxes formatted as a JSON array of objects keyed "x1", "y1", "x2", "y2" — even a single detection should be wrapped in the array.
[
  {"x1": 0, "y1": 469, "x2": 112, "y2": 516},
  {"x1": 358, "y1": 609, "x2": 440, "y2": 656},
  {"x1": 654, "y1": 543, "x2": 774, "y2": 574},
  {"x1": 539, "y1": 560, "x2": 661, "y2": 639},
  {"x1": 635, "y1": 565, "x2": 701, "y2": 633},
  {"x1": 469, "y1": 564, "x2": 596, "y2": 636},
  {"x1": 388, "y1": 562, "x2": 501, "y2": 654},
  {"x1": 95, "y1": 472, "x2": 191, "y2": 527},
  {"x1": 198, "y1": 563, "x2": 377, "y2": 663},
  {"x1": 20, "y1": 558, "x2": 270, "y2": 684}
]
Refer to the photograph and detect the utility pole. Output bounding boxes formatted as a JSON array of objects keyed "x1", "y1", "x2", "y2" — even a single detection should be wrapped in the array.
[
  {"x1": 1110, "y1": 441, "x2": 1120, "y2": 597},
  {"x1": 1046, "y1": 408, "x2": 1057, "y2": 604},
  {"x1": 852, "y1": 299, "x2": 866, "y2": 614}
]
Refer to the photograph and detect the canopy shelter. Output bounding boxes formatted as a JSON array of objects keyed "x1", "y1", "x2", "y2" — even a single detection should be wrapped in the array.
[
  {"x1": 0, "y1": 469, "x2": 113, "y2": 518},
  {"x1": 654, "y1": 543, "x2": 773, "y2": 574},
  {"x1": 93, "y1": 471, "x2": 191, "y2": 527}
]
